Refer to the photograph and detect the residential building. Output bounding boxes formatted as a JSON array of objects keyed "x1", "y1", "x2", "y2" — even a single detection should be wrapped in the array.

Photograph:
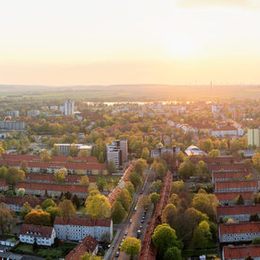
[
  {"x1": 215, "y1": 191, "x2": 254, "y2": 206},
  {"x1": 6, "y1": 110, "x2": 19, "y2": 118},
  {"x1": 215, "y1": 180, "x2": 258, "y2": 193},
  {"x1": 217, "y1": 204, "x2": 260, "y2": 222},
  {"x1": 54, "y1": 143, "x2": 93, "y2": 156},
  {"x1": 209, "y1": 163, "x2": 249, "y2": 173},
  {"x1": 212, "y1": 104, "x2": 224, "y2": 113},
  {"x1": 219, "y1": 222, "x2": 260, "y2": 243},
  {"x1": 151, "y1": 147, "x2": 180, "y2": 159},
  {"x1": 65, "y1": 235, "x2": 99, "y2": 260},
  {"x1": 212, "y1": 171, "x2": 250, "y2": 184},
  {"x1": 19, "y1": 224, "x2": 56, "y2": 246},
  {"x1": 107, "y1": 140, "x2": 128, "y2": 169},
  {"x1": 64, "y1": 99, "x2": 75, "y2": 115},
  {"x1": 27, "y1": 110, "x2": 40, "y2": 117},
  {"x1": 211, "y1": 126, "x2": 238, "y2": 138},
  {"x1": 248, "y1": 129, "x2": 260, "y2": 147},
  {"x1": 0, "y1": 121, "x2": 25, "y2": 131},
  {"x1": 223, "y1": 245, "x2": 260, "y2": 260},
  {"x1": 54, "y1": 217, "x2": 113, "y2": 242}
]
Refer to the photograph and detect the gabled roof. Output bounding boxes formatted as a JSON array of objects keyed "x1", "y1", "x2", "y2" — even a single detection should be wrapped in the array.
[
  {"x1": 20, "y1": 224, "x2": 53, "y2": 238},
  {"x1": 215, "y1": 180, "x2": 258, "y2": 189},
  {"x1": 220, "y1": 222, "x2": 260, "y2": 235},
  {"x1": 217, "y1": 204, "x2": 260, "y2": 217},
  {"x1": 223, "y1": 245, "x2": 260, "y2": 259},
  {"x1": 215, "y1": 191, "x2": 254, "y2": 201},
  {"x1": 54, "y1": 217, "x2": 111, "y2": 227}
]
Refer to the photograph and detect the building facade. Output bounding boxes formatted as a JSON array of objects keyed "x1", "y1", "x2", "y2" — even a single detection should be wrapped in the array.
[{"x1": 64, "y1": 100, "x2": 75, "y2": 115}]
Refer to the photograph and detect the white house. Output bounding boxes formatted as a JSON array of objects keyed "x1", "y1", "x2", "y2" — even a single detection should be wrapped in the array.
[
  {"x1": 54, "y1": 217, "x2": 113, "y2": 242},
  {"x1": 19, "y1": 224, "x2": 56, "y2": 246}
]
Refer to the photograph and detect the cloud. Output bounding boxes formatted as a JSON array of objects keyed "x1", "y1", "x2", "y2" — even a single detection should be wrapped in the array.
[{"x1": 178, "y1": 0, "x2": 259, "y2": 9}]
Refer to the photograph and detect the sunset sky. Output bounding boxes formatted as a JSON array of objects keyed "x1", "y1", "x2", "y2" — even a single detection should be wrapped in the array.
[{"x1": 1, "y1": 0, "x2": 260, "y2": 85}]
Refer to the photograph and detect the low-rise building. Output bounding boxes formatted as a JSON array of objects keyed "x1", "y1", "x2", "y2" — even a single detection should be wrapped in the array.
[
  {"x1": 223, "y1": 245, "x2": 260, "y2": 260},
  {"x1": 65, "y1": 235, "x2": 99, "y2": 260},
  {"x1": 19, "y1": 224, "x2": 56, "y2": 246},
  {"x1": 54, "y1": 217, "x2": 113, "y2": 242},
  {"x1": 212, "y1": 171, "x2": 250, "y2": 184},
  {"x1": 215, "y1": 191, "x2": 254, "y2": 206},
  {"x1": 211, "y1": 126, "x2": 238, "y2": 138},
  {"x1": 217, "y1": 205, "x2": 260, "y2": 222},
  {"x1": 219, "y1": 222, "x2": 260, "y2": 243},
  {"x1": 215, "y1": 180, "x2": 258, "y2": 193},
  {"x1": 54, "y1": 144, "x2": 93, "y2": 156},
  {"x1": 27, "y1": 110, "x2": 40, "y2": 117}
]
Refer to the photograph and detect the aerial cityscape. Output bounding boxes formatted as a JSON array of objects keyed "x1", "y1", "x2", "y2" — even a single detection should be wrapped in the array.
[{"x1": 1, "y1": 0, "x2": 260, "y2": 260}]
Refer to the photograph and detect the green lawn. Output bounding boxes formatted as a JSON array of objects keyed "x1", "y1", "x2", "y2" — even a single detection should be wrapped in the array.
[{"x1": 14, "y1": 244, "x2": 34, "y2": 254}]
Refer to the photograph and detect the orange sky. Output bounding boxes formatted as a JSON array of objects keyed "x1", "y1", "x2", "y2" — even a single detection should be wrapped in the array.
[{"x1": 1, "y1": 0, "x2": 260, "y2": 85}]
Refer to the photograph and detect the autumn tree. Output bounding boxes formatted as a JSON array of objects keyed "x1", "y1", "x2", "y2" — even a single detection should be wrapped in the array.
[
  {"x1": 134, "y1": 158, "x2": 147, "y2": 175},
  {"x1": 46, "y1": 206, "x2": 61, "y2": 224},
  {"x1": 85, "y1": 194, "x2": 111, "y2": 218},
  {"x1": 107, "y1": 161, "x2": 116, "y2": 174},
  {"x1": 58, "y1": 199, "x2": 76, "y2": 217},
  {"x1": 5, "y1": 167, "x2": 25, "y2": 188},
  {"x1": 162, "y1": 203, "x2": 177, "y2": 228},
  {"x1": 138, "y1": 195, "x2": 151, "y2": 210},
  {"x1": 111, "y1": 201, "x2": 126, "y2": 224},
  {"x1": 79, "y1": 176, "x2": 89, "y2": 185},
  {"x1": 253, "y1": 152, "x2": 260, "y2": 172},
  {"x1": 125, "y1": 181, "x2": 135, "y2": 198},
  {"x1": 81, "y1": 252, "x2": 102, "y2": 260},
  {"x1": 178, "y1": 160, "x2": 196, "y2": 179},
  {"x1": 164, "y1": 246, "x2": 182, "y2": 260},
  {"x1": 150, "y1": 193, "x2": 160, "y2": 207},
  {"x1": 40, "y1": 150, "x2": 51, "y2": 162},
  {"x1": 24, "y1": 209, "x2": 51, "y2": 226},
  {"x1": 21, "y1": 202, "x2": 32, "y2": 219},
  {"x1": 192, "y1": 220, "x2": 212, "y2": 249},
  {"x1": 150, "y1": 180, "x2": 162, "y2": 194},
  {"x1": 129, "y1": 172, "x2": 142, "y2": 189},
  {"x1": 117, "y1": 188, "x2": 131, "y2": 211},
  {"x1": 121, "y1": 237, "x2": 141, "y2": 260},
  {"x1": 0, "y1": 203, "x2": 14, "y2": 235},
  {"x1": 41, "y1": 199, "x2": 56, "y2": 210},
  {"x1": 168, "y1": 193, "x2": 180, "y2": 207},
  {"x1": 208, "y1": 149, "x2": 220, "y2": 158},
  {"x1": 141, "y1": 147, "x2": 150, "y2": 161},
  {"x1": 54, "y1": 168, "x2": 67, "y2": 183}
]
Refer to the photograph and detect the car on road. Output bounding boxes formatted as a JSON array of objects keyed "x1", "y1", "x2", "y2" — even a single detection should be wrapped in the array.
[
  {"x1": 139, "y1": 225, "x2": 143, "y2": 230},
  {"x1": 129, "y1": 218, "x2": 132, "y2": 224},
  {"x1": 137, "y1": 229, "x2": 142, "y2": 238},
  {"x1": 115, "y1": 251, "x2": 120, "y2": 258},
  {"x1": 141, "y1": 219, "x2": 144, "y2": 223},
  {"x1": 125, "y1": 231, "x2": 128, "y2": 236}
]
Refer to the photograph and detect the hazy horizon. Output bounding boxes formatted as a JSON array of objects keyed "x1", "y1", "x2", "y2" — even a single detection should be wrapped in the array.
[{"x1": 1, "y1": 0, "x2": 260, "y2": 85}]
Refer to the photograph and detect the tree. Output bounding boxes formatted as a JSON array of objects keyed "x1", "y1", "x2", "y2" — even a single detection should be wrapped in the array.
[
  {"x1": 0, "y1": 203, "x2": 14, "y2": 235},
  {"x1": 153, "y1": 162, "x2": 168, "y2": 180},
  {"x1": 111, "y1": 201, "x2": 126, "y2": 224},
  {"x1": 192, "y1": 220, "x2": 212, "y2": 249},
  {"x1": 138, "y1": 195, "x2": 151, "y2": 210},
  {"x1": 152, "y1": 224, "x2": 182, "y2": 258},
  {"x1": 107, "y1": 161, "x2": 116, "y2": 174},
  {"x1": 129, "y1": 172, "x2": 142, "y2": 189},
  {"x1": 196, "y1": 160, "x2": 209, "y2": 179},
  {"x1": 5, "y1": 167, "x2": 25, "y2": 187},
  {"x1": 21, "y1": 202, "x2": 32, "y2": 219},
  {"x1": 208, "y1": 149, "x2": 220, "y2": 158},
  {"x1": 81, "y1": 252, "x2": 102, "y2": 260},
  {"x1": 46, "y1": 206, "x2": 61, "y2": 224},
  {"x1": 24, "y1": 209, "x2": 51, "y2": 226},
  {"x1": 252, "y1": 237, "x2": 260, "y2": 244},
  {"x1": 150, "y1": 180, "x2": 162, "y2": 194},
  {"x1": 234, "y1": 195, "x2": 244, "y2": 205},
  {"x1": 150, "y1": 193, "x2": 160, "y2": 207},
  {"x1": 125, "y1": 181, "x2": 135, "y2": 198},
  {"x1": 250, "y1": 214, "x2": 260, "y2": 222},
  {"x1": 88, "y1": 183, "x2": 98, "y2": 192},
  {"x1": 72, "y1": 194, "x2": 81, "y2": 209},
  {"x1": 51, "y1": 146, "x2": 59, "y2": 156},
  {"x1": 40, "y1": 150, "x2": 51, "y2": 162},
  {"x1": 20, "y1": 161, "x2": 29, "y2": 173},
  {"x1": 168, "y1": 193, "x2": 180, "y2": 207},
  {"x1": 178, "y1": 160, "x2": 196, "y2": 179},
  {"x1": 162, "y1": 203, "x2": 177, "y2": 228},
  {"x1": 0, "y1": 166, "x2": 7, "y2": 179},
  {"x1": 141, "y1": 147, "x2": 150, "y2": 161},
  {"x1": 17, "y1": 188, "x2": 25, "y2": 197},
  {"x1": 79, "y1": 176, "x2": 89, "y2": 185},
  {"x1": 176, "y1": 151, "x2": 186, "y2": 162},
  {"x1": 41, "y1": 199, "x2": 56, "y2": 210},
  {"x1": 121, "y1": 237, "x2": 141, "y2": 260},
  {"x1": 117, "y1": 188, "x2": 131, "y2": 211},
  {"x1": 54, "y1": 168, "x2": 67, "y2": 183},
  {"x1": 69, "y1": 144, "x2": 78, "y2": 157},
  {"x1": 253, "y1": 152, "x2": 260, "y2": 172},
  {"x1": 164, "y1": 246, "x2": 182, "y2": 260},
  {"x1": 198, "y1": 138, "x2": 213, "y2": 153},
  {"x1": 78, "y1": 150, "x2": 89, "y2": 158},
  {"x1": 58, "y1": 200, "x2": 76, "y2": 217},
  {"x1": 97, "y1": 178, "x2": 106, "y2": 191},
  {"x1": 134, "y1": 158, "x2": 147, "y2": 175},
  {"x1": 85, "y1": 194, "x2": 111, "y2": 218}
]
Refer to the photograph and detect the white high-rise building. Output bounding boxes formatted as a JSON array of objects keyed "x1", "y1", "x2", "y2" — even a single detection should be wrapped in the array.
[{"x1": 64, "y1": 100, "x2": 74, "y2": 116}]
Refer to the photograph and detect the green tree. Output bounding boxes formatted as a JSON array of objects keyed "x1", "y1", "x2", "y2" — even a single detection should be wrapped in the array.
[
  {"x1": 5, "y1": 167, "x2": 25, "y2": 187},
  {"x1": 141, "y1": 147, "x2": 150, "y2": 161},
  {"x1": 150, "y1": 193, "x2": 160, "y2": 207},
  {"x1": 162, "y1": 203, "x2": 177, "y2": 228},
  {"x1": 168, "y1": 193, "x2": 180, "y2": 207},
  {"x1": 129, "y1": 172, "x2": 142, "y2": 189},
  {"x1": 41, "y1": 199, "x2": 56, "y2": 210},
  {"x1": 107, "y1": 161, "x2": 116, "y2": 174},
  {"x1": 198, "y1": 138, "x2": 213, "y2": 153},
  {"x1": 69, "y1": 144, "x2": 78, "y2": 157},
  {"x1": 58, "y1": 199, "x2": 76, "y2": 217},
  {"x1": 164, "y1": 246, "x2": 182, "y2": 260},
  {"x1": 125, "y1": 181, "x2": 135, "y2": 198},
  {"x1": 134, "y1": 158, "x2": 147, "y2": 175},
  {"x1": 72, "y1": 194, "x2": 81, "y2": 209},
  {"x1": 0, "y1": 166, "x2": 7, "y2": 179},
  {"x1": 138, "y1": 195, "x2": 151, "y2": 210},
  {"x1": 21, "y1": 202, "x2": 32, "y2": 219},
  {"x1": 17, "y1": 188, "x2": 25, "y2": 197},
  {"x1": 152, "y1": 224, "x2": 182, "y2": 258},
  {"x1": 46, "y1": 206, "x2": 61, "y2": 224},
  {"x1": 117, "y1": 188, "x2": 131, "y2": 211},
  {"x1": 234, "y1": 194, "x2": 244, "y2": 205},
  {"x1": 150, "y1": 180, "x2": 162, "y2": 194},
  {"x1": 111, "y1": 201, "x2": 126, "y2": 224},
  {"x1": 121, "y1": 237, "x2": 141, "y2": 260},
  {"x1": 178, "y1": 160, "x2": 196, "y2": 179},
  {"x1": 176, "y1": 151, "x2": 186, "y2": 162},
  {"x1": 192, "y1": 220, "x2": 212, "y2": 249},
  {"x1": 51, "y1": 146, "x2": 59, "y2": 156},
  {"x1": 252, "y1": 237, "x2": 260, "y2": 244},
  {"x1": 81, "y1": 252, "x2": 102, "y2": 260}
]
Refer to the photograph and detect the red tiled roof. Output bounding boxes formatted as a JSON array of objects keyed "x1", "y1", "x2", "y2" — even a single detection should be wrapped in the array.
[
  {"x1": 54, "y1": 217, "x2": 111, "y2": 227},
  {"x1": 0, "y1": 179, "x2": 8, "y2": 187},
  {"x1": 0, "y1": 195, "x2": 42, "y2": 207},
  {"x1": 217, "y1": 204, "x2": 260, "y2": 217},
  {"x1": 223, "y1": 245, "x2": 260, "y2": 259},
  {"x1": 220, "y1": 222, "x2": 260, "y2": 235},
  {"x1": 65, "y1": 235, "x2": 98, "y2": 260},
  {"x1": 189, "y1": 156, "x2": 241, "y2": 165},
  {"x1": 215, "y1": 191, "x2": 254, "y2": 201},
  {"x1": 212, "y1": 171, "x2": 250, "y2": 181},
  {"x1": 17, "y1": 182, "x2": 88, "y2": 193},
  {"x1": 20, "y1": 224, "x2": 54, "y2": 238},
  {"x1": 212, "y1": 126, "x2": 237, "y2": 131},
  {"x1": 209, "y1": 164, "x2": 248, "y2": 173},
  {"x1": 215, "y1": 180, "x2": 258, "y2": 189}
]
